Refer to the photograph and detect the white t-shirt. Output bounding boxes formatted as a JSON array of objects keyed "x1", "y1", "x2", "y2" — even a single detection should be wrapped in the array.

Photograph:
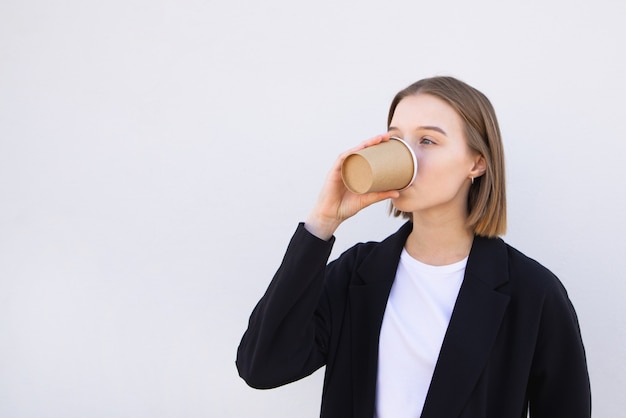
[{"x1": 374, "y1": 248, "x2": 467, "y2": 418}]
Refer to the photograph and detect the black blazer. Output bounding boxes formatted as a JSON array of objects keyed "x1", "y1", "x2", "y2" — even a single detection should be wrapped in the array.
[{"x1": 237, "y1": 222, "x2": 591, "y2": 417}]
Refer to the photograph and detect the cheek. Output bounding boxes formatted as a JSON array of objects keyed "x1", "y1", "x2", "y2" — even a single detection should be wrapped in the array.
[
  {"x1": 416, "y1": 153, "x2": 470, "y2": 187},
  {"x1": 415, "y1": 156, "x2": 451, "y2": 181}
]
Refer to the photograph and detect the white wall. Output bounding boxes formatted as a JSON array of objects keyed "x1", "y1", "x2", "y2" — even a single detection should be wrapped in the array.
[{"x1": 1, "y1": 0, "x2": 624, "y2": 416}]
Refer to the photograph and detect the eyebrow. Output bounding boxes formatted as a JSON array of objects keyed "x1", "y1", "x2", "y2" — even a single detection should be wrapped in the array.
[{"x1": 388, "y1": 125, "x2": 447, "y2": 136}]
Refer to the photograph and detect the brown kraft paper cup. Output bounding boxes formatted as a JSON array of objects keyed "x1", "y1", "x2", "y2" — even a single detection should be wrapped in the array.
[{"x1": 341, "y1": 137, "x2": 417, "y2": 194}]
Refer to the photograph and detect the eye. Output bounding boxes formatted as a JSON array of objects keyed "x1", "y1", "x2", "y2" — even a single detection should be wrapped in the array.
[{"x1": 420, "y1": 137, "x2": 435, "y2": 145}]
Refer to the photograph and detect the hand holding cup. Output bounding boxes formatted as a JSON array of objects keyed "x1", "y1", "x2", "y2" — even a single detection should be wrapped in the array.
[{"x1": 305, "y1": 134, "x2": 404, "y2": 240}]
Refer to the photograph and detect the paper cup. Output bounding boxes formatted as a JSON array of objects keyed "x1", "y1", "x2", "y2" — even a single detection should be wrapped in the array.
[{"x1": 341, "y1": 137, "x2": 417, "y2": 194}]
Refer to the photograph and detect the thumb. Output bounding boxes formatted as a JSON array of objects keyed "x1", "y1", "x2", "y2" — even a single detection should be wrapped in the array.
[{"x1": 359, "y1": 190, "x2": 400, "y2": 209}]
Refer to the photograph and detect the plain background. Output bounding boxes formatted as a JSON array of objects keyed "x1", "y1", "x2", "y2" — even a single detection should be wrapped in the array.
[{"x1": 1, "y1": 0, "x2": 624, "y2": 417}]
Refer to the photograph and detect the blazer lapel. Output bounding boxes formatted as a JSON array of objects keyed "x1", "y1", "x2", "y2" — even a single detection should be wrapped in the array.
[
  {"x1": 348, "y1": 222, "x2": 412, "y2": 417},
  {"x1": 421, "y1": 236, "x2": 511, "y2": 418}
]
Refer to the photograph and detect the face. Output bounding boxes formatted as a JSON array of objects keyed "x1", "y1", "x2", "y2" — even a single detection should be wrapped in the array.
[{"x1": 388, "y1": 93, "x2": 485, "y2": 219}]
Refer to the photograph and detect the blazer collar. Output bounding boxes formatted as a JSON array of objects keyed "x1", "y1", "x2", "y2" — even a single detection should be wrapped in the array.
[
  {"x1": 422, "y1": 235, "x2": 511, "y2": 417},
  {"x1": 355, "y1": 221, "x2": 510, "y2": 287},
  {"x1": 348, "y1": 222, "x2": 512, "y2": 417},
  {"x1": 355, "y1": 221, "x2": 413, "y2": 284},
  {"x1": 349, "y1": 221, "x2": 411, "y2": 415}
]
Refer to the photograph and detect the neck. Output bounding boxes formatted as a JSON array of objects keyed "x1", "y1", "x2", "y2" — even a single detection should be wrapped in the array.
[{"x1": 405, "y1": 211, "x2": 474, "y2": 266}]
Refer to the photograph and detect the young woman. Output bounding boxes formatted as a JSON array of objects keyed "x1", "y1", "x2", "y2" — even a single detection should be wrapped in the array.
[{"x1": 236, "y1": 76, "x2": 591, "y2": 417}]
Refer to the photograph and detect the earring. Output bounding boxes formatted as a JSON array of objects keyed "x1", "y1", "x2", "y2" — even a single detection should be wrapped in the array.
[{"x1": 471, "y1": 177, "x2": 474, "y2": 185}]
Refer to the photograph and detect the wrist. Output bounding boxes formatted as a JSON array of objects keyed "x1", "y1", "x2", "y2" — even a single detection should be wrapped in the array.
[{"x1": 304, "y1": 213, "x2": 340, "y2": 241}]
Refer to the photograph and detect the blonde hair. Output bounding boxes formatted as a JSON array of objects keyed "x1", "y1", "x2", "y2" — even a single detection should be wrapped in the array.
[{"x1": 388, "y1": 76, "x2": 507, "y2": 237}]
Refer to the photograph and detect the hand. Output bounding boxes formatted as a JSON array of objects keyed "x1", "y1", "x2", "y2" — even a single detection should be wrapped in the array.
[{"x1": 305, "y1": 133, "x2": 401, "y2": 240}]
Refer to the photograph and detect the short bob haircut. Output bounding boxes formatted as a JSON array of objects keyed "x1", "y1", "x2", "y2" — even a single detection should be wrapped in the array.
[{"x1": 388, "y1": 76, "x2": 507, "y2": 238}]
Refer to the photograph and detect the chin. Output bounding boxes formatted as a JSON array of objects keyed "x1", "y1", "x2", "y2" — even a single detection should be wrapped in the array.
[{"x1": 392, "y1": 193, "x2": 418, "y2": 211}]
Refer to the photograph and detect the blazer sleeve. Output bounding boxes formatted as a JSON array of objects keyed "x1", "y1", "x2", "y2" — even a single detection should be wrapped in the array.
[
  {"x1": 527, "y1": 275, "x2": 592, "y2": 417},
  {"x1": 236, "y1": 223, "x2": 336, "y2": 389}
]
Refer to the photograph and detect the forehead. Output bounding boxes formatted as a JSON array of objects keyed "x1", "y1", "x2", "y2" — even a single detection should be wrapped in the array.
[{"x1": 390, "y1": 94, "x2": 463, "y2": 131}]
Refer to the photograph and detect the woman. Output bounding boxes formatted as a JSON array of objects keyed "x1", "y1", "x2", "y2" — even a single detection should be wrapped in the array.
[{"x1": 236, "y1": 76, "x2": 591, "y2": 417}]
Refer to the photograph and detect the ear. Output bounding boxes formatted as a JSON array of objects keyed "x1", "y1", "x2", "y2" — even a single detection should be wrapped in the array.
[{"x1": 469, "y1": 154, "x2": 487, "y2": 179}]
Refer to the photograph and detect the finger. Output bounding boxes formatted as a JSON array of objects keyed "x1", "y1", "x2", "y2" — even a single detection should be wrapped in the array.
[
  {"x1": 360, "y1": 132, "x2": 392, "y2": 148},
  {"x1": 338, "y1": 133, "x2": 392, "y2": 162}
]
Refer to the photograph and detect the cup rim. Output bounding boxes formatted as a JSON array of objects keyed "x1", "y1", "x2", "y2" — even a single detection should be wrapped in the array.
[{"x1": 389, "y1": 136, "x2": 418, "y2": 191}]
